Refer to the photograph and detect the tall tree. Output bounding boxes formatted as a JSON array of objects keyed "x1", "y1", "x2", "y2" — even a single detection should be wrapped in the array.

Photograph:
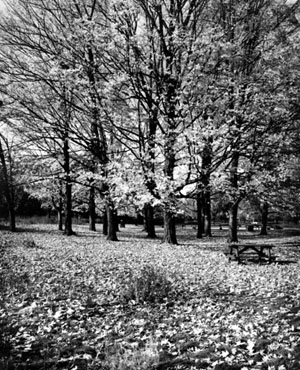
[
  {"x1": 0, "y1": 132, "x2": 16, "y2": 231},
  {"x1": 106, "y1": 0, "x2": 217, "y2": 244}
]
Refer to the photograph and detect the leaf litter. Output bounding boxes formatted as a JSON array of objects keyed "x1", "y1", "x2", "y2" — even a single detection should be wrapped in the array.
[{"x1": 1, "y1": 224, "x2": 300, "y2": 369}]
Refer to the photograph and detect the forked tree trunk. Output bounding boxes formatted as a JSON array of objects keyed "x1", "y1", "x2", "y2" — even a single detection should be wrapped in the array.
[
  {"x1": 144, "y1": 203, "x2": 156, "y2": 238},
  {"x1": 163, "y1": 208, "x2": 177, "y2": 244},
  {"x1": 260, "y1": 202, "x2": 268, "y2": 235}
]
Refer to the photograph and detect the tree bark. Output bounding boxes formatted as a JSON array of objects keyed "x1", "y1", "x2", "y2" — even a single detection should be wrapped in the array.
[
  {"x1": 163, "y1": 208, "x2": 177, "y2": 244},
  {"x1": 64, "y1": 175, "x2": 73, "y2": 236},
  {"x1": 260, "y1": 202, "x2": 268, "y2": 235},
  {"x1": 106, "y1": 203, "x2": 118, "y2": 241},
  {"x1": 0, "y1": 137, "x2": 16, "y2": 232},
  {"x1": 202, "y1": 139, "x2": 212, "y2": 237},
  {"x1": 196, "y1": 188, "x2": 204, "y2": 239},
  {"x1": 102, "y1": 210, "x2": 108, "y2": 235},
  {"x1": 204, "y1": 188, "x2": 212, "y2": 237},
  {"x1": 88, "y1": 185, "x2": 96, "y2": 231},
  {"x1": 144, "y1": 203, "x2": 156, "y2": 238},
  {"x1": 63, "y1": 134, "x2": 73, "y2": 236},
  {"x1": 58, "y1": 192, "x2": 63, "y2": 231},
  {"x1": 228, "y1": 151, "x2": 240, "y2": 242},
  {"x1": 228, "y1": 200, "x2": 239, "y2": 243}
]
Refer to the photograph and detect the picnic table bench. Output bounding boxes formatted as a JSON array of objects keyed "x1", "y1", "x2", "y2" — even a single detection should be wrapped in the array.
[{"x1": 226, "y1": 243, "x2": 275, "y2": 263}]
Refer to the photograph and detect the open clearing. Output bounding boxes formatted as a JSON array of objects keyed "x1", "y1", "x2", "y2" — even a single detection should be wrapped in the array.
[{"x1": 1, "y1": 224, "x2": 300, "y2": 370}]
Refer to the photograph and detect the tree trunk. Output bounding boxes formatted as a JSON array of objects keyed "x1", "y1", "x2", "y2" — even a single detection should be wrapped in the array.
[
  {"x1": 58, "y1": 209, "x2": 63, "y2": 231},
  {"x1": 0, "y1": 137, "x2": 16, "y2": 232},
  {"x1": 89, "y1": 185, "x2": 96, "y2": 231},
  {"x1": 196, "y1": 189, "x2": 204, "y2": 239},
  {"x1": 64, "y1": 175, "x2": 73, "y2": 236},
  {"x1": 228, "y1": 151, "x2": 240, "y2": 243},
  {"x1": 57, "y1": 181, "x2": 63, "y2": 231},
  {"x1": 144, "y1": 203, "x2": 156, "y2": 238},
  {"x1": 228, "y1": 200, "x2": 239, "y2": 243},
  {"x1": 204, "y1": 188, "x2": 212, "y2": 237},
  {"x1": 114, "y1": 210, "x2": 119, "y2": 232},
  {"x1": 106, "y1": 203, "x2": 118, "y2": 241},
  {"x1": 260, "y1": 202, "x2": 268, "y2": 235},
  {"x1": 163, "y1": 208, "x2": 177, "y2": 244},
  {"x1": 63, "y1": 136, "x2": 73, "y2": 236},
  {"x1": 102, "y1": 210, "x2": 108, "y2": 235},
  {"x1": 202, "y1": 139, "x2": 212, "y2": 237},
  {"x1": 162, "y1": 133, "x2": 177, "y2": 244}
]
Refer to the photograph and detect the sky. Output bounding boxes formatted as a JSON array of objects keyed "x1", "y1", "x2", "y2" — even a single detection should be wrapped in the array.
[{"x1": 0, "y1": 0, "x2": 6, "y2": 12}]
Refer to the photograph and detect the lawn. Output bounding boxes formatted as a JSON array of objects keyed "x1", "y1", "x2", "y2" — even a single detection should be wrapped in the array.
[{"x1": 1, "y1": 224, "x2": 300, "y2": 370}]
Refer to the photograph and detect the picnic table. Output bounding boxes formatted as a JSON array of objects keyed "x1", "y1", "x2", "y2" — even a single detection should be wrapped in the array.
[{"x1": 227, "y1": 243, "x2": 275, "y2": 263}]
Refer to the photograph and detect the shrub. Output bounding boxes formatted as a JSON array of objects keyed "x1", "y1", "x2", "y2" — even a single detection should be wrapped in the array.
[
  {"x1": 121, "y1": 264, "x2": 174, "y2": 304},
  {"x1": 101, "y1": 340, "x2": 159, "y2": 370}
]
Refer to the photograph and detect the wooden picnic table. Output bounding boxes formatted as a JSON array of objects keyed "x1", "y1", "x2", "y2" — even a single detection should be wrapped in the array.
[{"x1": 227, "y1": 243, "x2": 275, "y2": 263}]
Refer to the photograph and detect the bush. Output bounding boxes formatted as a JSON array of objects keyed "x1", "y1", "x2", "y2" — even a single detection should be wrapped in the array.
[
  {"x1": 101, "y1": 340, "x2": 159, "y2": 370},
  {"x1": 121, "y1": 264, "x2": 174, "y2": 304}
]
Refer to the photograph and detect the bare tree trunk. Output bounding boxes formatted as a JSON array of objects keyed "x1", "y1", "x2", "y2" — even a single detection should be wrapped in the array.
[
  {"x1": 196, "y1": 188, "x2": 204, "y2": 239},
  {"x1": 202, "y1": 139, "x2": 212, "y2": 237},
  {"x1": 89, "y1": 185, "x2": 96, "y2": 231},
  {"x1": 204, "y1": 188, "x2": 212, "y2": 237},
  {"x1": 260, "y1": 202, "x2": 268, "y2": 235},
  {"x1": 0, "y1": 137, "x2": 16, "y2": 232},
  {"x1": 163, "y1": 208, "x2": 177, "y2": 244},
  {"x1": 63, "y1": 136, "x2": 73, "y2": 236},
  {"x1": 228, "y1": 200, "x2": 239, "y2": 243},
  {"x1": 58, "y1": 189, "x2": 63, "y2": 231},
  {"x1": 58, "y1": 210, "x2": 63, "y2": 231},
  {"x1": 102, "y1": 210, "x2": 108, "y2": 235},
  {"x1": 228, "y1": 151, "x2": 239, "y2": 243},
  {"x1": 64, "y1": 176, "x2": 73, "y2": 236},
  {"x1": 106, "y1": 202, "x2": 118, "y2": 241},
  {"x1": 144, "y1": 203, "x2": 156, "y2": 238},
  {"x1": 162, "y1": 132, "x2": 177, "y2": 244}
]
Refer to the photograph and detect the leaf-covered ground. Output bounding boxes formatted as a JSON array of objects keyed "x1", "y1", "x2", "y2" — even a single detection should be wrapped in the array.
[{"x1": 1, "y1": 224, "x2": 300, "y2": 370}]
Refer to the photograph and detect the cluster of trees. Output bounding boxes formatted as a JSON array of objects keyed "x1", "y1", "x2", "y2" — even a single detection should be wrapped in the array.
[{"x1": 0, "y1": 0, "x2": 300, "y2": 243}]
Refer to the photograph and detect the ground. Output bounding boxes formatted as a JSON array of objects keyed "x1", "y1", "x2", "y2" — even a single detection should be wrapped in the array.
[{"x1": 1, "y1": 223, "x2": 300, "y2": 370}]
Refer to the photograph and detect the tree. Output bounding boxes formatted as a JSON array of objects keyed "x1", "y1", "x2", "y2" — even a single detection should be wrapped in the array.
[
  {"x1": 209, "y1": 0, "x2": 300, "y2": 242},
  {"x1": 0, "y1": 0, "x2": 112, "y2": 237},
  {"x1": 0, "y1": 131, "x2": 16, "y2": 231},
  {"x1": 105, "y1": 0, "x2": 223, "y2": 244}
]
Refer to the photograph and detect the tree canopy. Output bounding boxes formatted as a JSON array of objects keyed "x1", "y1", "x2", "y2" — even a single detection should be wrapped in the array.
[{"x1": 0, "y1": 0, "x2": 300, "y2": 242}]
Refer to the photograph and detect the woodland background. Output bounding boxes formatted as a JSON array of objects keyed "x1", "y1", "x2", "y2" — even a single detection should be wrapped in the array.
[{"x1": 0, "y1": 0, "x2": 300, "y2": 243}]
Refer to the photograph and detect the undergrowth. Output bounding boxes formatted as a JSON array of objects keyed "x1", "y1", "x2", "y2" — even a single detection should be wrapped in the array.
[{"x1": 120, "y1": 264, "x2": 175, "y2": 304}]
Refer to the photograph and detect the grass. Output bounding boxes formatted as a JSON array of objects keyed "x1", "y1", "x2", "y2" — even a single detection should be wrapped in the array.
[{"x1": 1, "y1": 223, "x2": 300, "y2": 369}]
